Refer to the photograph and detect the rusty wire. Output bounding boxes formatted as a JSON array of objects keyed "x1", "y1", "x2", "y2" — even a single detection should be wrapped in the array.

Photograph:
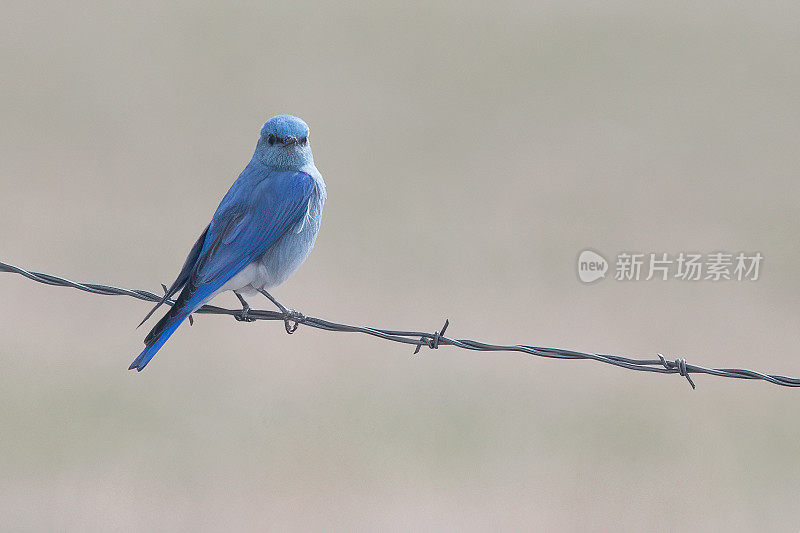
[{"x1": 2, "y1": 260, "x2": 799, "y2": 389}]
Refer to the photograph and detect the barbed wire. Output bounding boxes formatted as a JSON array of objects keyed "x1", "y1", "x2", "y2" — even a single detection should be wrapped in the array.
[{"x1": 2, "y1": 260, "x2": 799, "y2": 389}]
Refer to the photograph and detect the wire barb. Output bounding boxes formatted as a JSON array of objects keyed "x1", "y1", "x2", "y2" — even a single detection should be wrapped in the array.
[
  {"x1": 414, "y1": 318, "x2": 449, "y2": 354},
  {"x1": 658, "y1": 353, "x2": 696, "y2": 389},
  {"x1": 2, "y1": 260, "x2": 799, "y2": 389}
]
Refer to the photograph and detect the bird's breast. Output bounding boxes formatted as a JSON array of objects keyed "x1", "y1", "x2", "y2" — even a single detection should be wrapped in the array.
[{"x1": 254, "y1": 177, "x2": 326, "y2": 290}]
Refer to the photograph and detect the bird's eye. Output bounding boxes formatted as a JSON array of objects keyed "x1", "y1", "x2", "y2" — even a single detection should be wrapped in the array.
[
  {"x1": 267, "y1": 133, "x2": 277, "y2": 146},
  {"x1": 299, "y1": 137, "x2": 308, "y2": 145}
]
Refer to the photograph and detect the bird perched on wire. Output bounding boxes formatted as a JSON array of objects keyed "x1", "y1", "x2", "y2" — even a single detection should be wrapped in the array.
[{"x1": 130, "y1": 114, "x2": 326, "y2": 371}]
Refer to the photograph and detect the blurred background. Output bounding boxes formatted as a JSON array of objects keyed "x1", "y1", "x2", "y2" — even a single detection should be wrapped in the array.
[{"x1": 1, "y1": 0, "x2": 799, "y2": 530}]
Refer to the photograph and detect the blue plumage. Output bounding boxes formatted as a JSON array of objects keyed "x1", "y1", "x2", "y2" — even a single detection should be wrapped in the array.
[{"x1": 131, "y1": 115, "x2": 326, "y2": 371}]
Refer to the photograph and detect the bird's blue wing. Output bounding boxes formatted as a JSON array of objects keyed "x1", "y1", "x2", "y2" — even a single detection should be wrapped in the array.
[
  {"x1": 131, "y1": 169, "x2": 315, "y2": 369},
  {"x1": 191, "y1": 170, "x2": 315, "y2": 294}
]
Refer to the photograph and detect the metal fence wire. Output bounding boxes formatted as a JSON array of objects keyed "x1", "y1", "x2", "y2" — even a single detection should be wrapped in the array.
[{"x1": 2, "y1": 260, "x2": 799, "y2": 389}]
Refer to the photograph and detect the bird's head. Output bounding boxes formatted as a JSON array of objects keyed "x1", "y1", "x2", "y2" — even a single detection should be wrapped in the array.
[{"x1": 254, "y1": 114, "x2": 313, "y2": 169}]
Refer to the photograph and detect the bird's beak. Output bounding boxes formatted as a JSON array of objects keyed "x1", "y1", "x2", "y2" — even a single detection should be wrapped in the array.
[{"x1": 282, "y1": 136, "x2": 298, "y2": 146}]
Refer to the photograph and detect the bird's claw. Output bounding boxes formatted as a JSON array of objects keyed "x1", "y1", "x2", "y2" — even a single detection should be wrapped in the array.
[
  {"x1": 283, "y1": 309, "x2": 304, "y2": 334},
  {"x1": 234, "y1": 308, "x2": 256, "y2": 322}
]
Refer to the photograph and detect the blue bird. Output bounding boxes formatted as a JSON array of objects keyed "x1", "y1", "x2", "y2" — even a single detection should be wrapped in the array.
[{"x1": 130, "y1": 115, "x2": 326, "y2": 371}]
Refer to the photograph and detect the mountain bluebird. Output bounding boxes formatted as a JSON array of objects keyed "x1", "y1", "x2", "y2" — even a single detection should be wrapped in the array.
[{"x1": 129, "y1": 114, "x2": 326, "y2": 371}]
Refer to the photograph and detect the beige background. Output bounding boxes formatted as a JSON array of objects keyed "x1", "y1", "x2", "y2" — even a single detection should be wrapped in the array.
[{"x1": 1, "y1": 1, "x2": 799, "y2": 530}]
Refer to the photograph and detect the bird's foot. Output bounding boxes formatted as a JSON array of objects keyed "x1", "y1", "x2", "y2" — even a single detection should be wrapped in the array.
[
  {"x1": 257, "y1": 289, "x2": 302, "y2": 333},
  {"x1": 234, "y1": 305, "x2": 257, "y2": 322},
  {"x1": 234, "y1": 291, "x2": 257, "y2": 323},
  {"x1": 282, "y1": 309, "x2": 304, "y2": 334}
]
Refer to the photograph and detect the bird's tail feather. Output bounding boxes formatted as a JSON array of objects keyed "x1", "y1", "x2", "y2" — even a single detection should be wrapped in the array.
[{"x1": 129, "y1": 311, "x2": 188, "y2": 371}]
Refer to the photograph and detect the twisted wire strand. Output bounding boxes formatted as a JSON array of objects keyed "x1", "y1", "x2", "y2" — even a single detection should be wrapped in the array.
[{"x1": 2, "y1": 260, "x2": 799, "y2": 389}]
